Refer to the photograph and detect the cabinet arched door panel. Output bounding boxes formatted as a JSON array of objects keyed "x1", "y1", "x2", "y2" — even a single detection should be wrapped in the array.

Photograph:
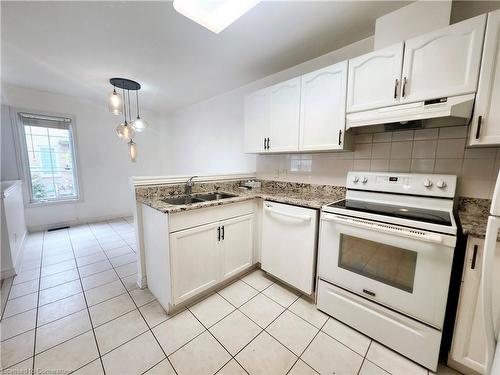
[
  {"x1": 300, "y1": 61, "x2": 348, "y2": 151},
  {"x1": 347, "y1": 42, "x2": 404, "y2": 113},
  {"x1": 401, "y1": 14, "x2": 486, "y2": 103}
]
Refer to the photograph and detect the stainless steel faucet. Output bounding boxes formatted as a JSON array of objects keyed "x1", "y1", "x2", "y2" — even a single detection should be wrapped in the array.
[{"x1": 185, "y1": 176, "x2": 198, "y2": 194}]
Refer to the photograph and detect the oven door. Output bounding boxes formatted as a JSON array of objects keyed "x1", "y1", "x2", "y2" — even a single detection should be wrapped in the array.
[{"x1": 318, "y1": 212, "x2": 456, "y2": 328}]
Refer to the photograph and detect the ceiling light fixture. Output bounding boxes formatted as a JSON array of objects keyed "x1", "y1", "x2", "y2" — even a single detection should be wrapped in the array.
[
  {"x1": 108, "y1": 78, "x2": 147, "y2": 162},
  {"x1": 173, "y1": 0, "x2": 261, "y2": 34}
]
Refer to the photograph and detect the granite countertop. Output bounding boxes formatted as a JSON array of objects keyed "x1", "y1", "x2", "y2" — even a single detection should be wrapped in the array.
[
  {"x1": 137, "y1": 179, "x2": 495, "y2": 239},
  {"x1": 457, "y1": 197, "x2": 492, "y2": 239},
  {"x1": 137, "y1": 180, "x2": 346, "y2": 214}
]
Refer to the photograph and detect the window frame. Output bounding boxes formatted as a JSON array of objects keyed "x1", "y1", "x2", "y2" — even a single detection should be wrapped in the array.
[{"x1": 14, "y1": 109, "x2": 82, "y2": 206}]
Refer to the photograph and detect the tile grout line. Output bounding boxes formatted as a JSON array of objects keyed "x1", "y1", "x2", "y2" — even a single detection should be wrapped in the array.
[
  {"x1": 185, "y1": 306, "x2": 248, "y2": 375},
  {"x1": 1, "y1": 276, "x2": 16, "y2": 320},
  {"x1": 285, "y1": 315, "x2": 329, "y2": 375},
  {"x1": 93, "y1": 219, "x2": 178, "y2": 375},
  {"x1": 31, "y1": 230, "x2": 46, "y2": 372},
  {"x1": 68, "y1": 224, "x2": 107, "y2": 375},
  {"x1": 212, "y1": 278, "x2": 302, "y2": 373},
  {"x1": 148, "y1": 277, "x2": 279, "y2": 373},
  {"x1": 217, "y1": 276, "x2": 374, "y2": 375}
]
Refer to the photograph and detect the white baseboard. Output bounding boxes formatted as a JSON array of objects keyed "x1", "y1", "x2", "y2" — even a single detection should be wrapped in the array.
[{"x1": 27, "y1": 212, "x2": 133, "y2": 232}]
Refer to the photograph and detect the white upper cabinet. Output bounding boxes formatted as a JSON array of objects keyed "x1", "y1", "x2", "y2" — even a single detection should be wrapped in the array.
[
  {"x1": 300, "y1": 61, "x2": 348, "y2": 151},
  {"x1": 244, "y1": 88, "x2": 269, "y2": 153},
  {"x1": 269, "y1": 77, "x2": 301, "y2": 152},
  {"x1": 401, "y1": 14, "x2": 486, "y2": 103},
  {"x1": 347, "y1": 42, "x2": 404, "y2": 113},
  {"x1": 469, "y1": 9, "x2": 500, "y2": 146}
]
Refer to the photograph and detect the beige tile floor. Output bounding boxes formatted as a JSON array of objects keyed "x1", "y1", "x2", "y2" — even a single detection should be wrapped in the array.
[{"x1": 0, "y1": 218, "x2": 461, "y2": 375}]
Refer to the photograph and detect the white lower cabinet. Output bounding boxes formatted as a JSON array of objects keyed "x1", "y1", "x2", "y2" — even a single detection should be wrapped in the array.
[
  {"x1": 170, "y1": 213, "x2": 254, "y2": 305},
  {"x1": 449, "y1": 237, "x2": 500, "y2": 374},
  {"x1": 142, "y1": 201, "x2": 255, "y2": 312},
  {"x1": 170, "y1": 222, "x2": 220, "y2": 304},
  {"x1": 261, "y1": 201, "x2": 318, "y2": 294},
  {"x1": 220, "y1": 214, "x2": 254, "y2": 280}
]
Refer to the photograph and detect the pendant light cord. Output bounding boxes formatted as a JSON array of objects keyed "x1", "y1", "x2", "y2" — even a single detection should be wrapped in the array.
[
  {"x1": 127, "y1": 89, "x2": 132, "y2": 125},
  {"x1": 136, "y1": 90, "x2": 140, "y2": 119},
  {"x1": 122, "y1": 86, "x2": 127, "y2": 124}
]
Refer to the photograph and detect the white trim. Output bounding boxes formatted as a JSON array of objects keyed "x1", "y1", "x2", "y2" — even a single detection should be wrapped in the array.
[
  {"x1": 12, "y1": 228, "x2": 27, "y2": 275},
  {"x1": 1, "y1": 180, "x2": 23, "y2": 199},
  {"x1": 130, "y1": 173, "x2": 256, "y2": 187},
  {"x1": 27, "y1": 212, "x2": 132, "y2": 232}
]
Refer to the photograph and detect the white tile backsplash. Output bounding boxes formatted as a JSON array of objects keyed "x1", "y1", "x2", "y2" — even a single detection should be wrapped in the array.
[
  {"x1": 412, "y1": 140, "x2": 437, "y2": 159},
  {"x1": 436, "y1": 139, "x2": 466, "y2": 159},
  {"x1": 438, "y1": 126, "x2": 468, "y2": 139},
  {"x1": 414, "y1": 128, "x2": 438, "y2": 141},
  {"x1": 390, "y1": 142, "x2": 412, "y2": 159},
  {"x1": 371, "y1": 143, "x2": 391, "y2": 159},
  {"x1": 256, "y1": 125, "x2": 500, "y2": 198}
]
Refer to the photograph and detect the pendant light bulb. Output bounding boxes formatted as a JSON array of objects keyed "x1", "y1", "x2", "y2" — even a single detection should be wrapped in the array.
[
  {"x1": 131, "y1": 116, "x2": 149, "y2": 132},
  {"x1": 115, "y1": 121, "x2": 135, "y2": 140},
  {"x1": 108, "y1": 88, "x2": 123, "y2": 115},
  {"x1": 128, "y1": 139, "x2": 137, "y2": 162}
]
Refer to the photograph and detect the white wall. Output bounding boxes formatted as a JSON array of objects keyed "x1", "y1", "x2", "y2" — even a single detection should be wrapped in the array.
[
  {"x1": 1, "y1": 105, "x2": 19, "y2": 181},
  {"x1": 1, "y1": 85, "x2": 170, "y2": 230},
  {"x1": 166, "y1": 37, "x2": 374, "y2": 176}
]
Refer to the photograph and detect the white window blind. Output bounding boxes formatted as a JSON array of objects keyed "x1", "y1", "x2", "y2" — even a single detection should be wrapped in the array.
[{"x1": 19, "y1": 112, "x2": 80, "y2": 203}]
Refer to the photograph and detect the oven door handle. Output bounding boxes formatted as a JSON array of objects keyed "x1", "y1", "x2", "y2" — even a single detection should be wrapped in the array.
[
  {"x1": 323, "y1": 215, "x2": 443, "y2": 244},
  {"x1": 264, "y1": 205, "x2": 312, "y2": 222}
]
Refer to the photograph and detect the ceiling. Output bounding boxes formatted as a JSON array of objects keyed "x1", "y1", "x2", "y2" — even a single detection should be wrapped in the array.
[{"x1": 1, "y1": 1, "x2": 410, "y2": 112}]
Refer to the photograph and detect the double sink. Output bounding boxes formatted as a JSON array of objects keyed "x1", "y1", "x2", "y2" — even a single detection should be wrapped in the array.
[{"x1": 162, "y1": 192, "x2": 238, "y2": 205}]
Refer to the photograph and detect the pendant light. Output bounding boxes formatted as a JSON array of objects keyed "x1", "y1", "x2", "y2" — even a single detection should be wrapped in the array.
[
  {"x1": 108, "y1": 87, "x2": 123, "y2": 115},
  {"x1": 115, "y1": 88, "x2": 135, "y2": 140},
  {"x1": 131, "y1": 90, "x2": 149, "y2": 132},
  {"x1": 108, "y1": 78, "x2": 148, "y2": 162},
  {"x1": 128, "y1": 139, "x2": 137, "y2": 162}
]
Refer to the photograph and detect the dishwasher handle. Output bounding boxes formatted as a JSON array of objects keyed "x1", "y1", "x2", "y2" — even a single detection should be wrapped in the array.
[
  {"x1": 264, "y1": 205, "x2": 312, "y2": 222},
  {"x1": 323, "y1": 214, "x2": 443, "y2": 244}
]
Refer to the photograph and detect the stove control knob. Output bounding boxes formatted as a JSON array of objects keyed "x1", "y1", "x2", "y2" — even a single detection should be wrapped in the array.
[
  {"x1": 361, "y1": 177, "x2": 368, "y2": 184},
  {"x1": 423, "y1": 179, "x2": 433, "y2": 188},
  {"x1": 436, "y1": 180, "x2": 447, "y2": 189},
  {"x1": 352, "y1": 176, "x2": 359, "y2": 183}
]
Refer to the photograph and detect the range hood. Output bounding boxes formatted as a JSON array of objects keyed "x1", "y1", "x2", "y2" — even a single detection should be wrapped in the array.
[{"x1": 346, "y1": 94, "x2": 475, "y2": 130}]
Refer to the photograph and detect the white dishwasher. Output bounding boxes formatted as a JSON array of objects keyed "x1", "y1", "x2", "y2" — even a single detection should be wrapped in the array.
[{"x1": 261, "y1": 201, "x2": 318, "y2": 295}]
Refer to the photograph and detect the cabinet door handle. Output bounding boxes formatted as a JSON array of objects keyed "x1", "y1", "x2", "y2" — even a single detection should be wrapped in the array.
[
  {"x1": 263, "y1": 138, "x2": 267, "y2": 150},
  {"x1": 394, "y1": 78, "x2": 399, "y2": 99},
  {"x1": 475, "y1": 116, "x2": 483, "y2": 140},
  {"x1": 402, "y1": 77, "x2": 407, "y2": 98},
  {"x1": 471, "y1": 244, "x2": 478, "y2": 269},
  {"x1": 267, "y1": 138, "x2": 270, "y2": 150},
  {"x1": 221, "y1": 225, "x2": 225, "y2": 240},
  {"x1": 217, "y1": 226, "x2": 221, "y2": 241},
  {"x1": 338, "y1": 130, "x2": 342, "y2": 145}
]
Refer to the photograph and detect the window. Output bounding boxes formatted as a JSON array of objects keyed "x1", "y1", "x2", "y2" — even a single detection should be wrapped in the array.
[{"x1": 19, "y1": 112, "x2": 79, "y2": 203}]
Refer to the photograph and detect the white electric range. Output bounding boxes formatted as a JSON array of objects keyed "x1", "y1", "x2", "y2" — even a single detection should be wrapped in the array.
[{"x1": 317, "y1": 171, "x2": 458, "y2": 371}]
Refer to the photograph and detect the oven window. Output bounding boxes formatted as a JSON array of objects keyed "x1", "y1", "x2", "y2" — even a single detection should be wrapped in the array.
[{"x1": 339, "y1": 234, "x2": 417, "y2": 293}]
